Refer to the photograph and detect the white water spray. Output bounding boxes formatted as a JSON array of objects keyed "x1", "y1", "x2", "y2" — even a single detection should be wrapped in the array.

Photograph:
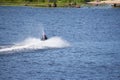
[{"x1": 0, "y1": 37, "x2": 70, "y2": 53}]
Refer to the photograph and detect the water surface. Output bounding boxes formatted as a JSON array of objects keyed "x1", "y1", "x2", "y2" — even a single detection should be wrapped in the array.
[{"x1": 0, "y1": 6, "x2": 120, "y2": 80}]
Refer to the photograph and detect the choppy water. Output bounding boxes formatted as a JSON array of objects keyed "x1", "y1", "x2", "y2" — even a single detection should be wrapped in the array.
[{"x1": 0, "y1": 6, "x2": 120, "y2": 80}]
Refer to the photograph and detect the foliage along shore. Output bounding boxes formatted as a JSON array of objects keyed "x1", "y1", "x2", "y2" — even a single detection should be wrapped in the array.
[{"x1": 0, "y1": 0, "x2": 92, "y2": 8}]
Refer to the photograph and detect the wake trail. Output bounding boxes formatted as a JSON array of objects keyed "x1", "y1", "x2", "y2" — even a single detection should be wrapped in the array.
[{"x1": 0, "y1": 36, "x2": 70, "y2": 53}]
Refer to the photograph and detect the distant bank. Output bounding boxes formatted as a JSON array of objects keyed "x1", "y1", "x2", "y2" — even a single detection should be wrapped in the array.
[
  {"x1": 1, "y1": 0, "x2": 119, "y2": 8},
  {"x1": 87, "y1": 0, "x2": 120, "y2": 7},
  {"x1": 0, "y1": 0, "x2": 89, "y2": 8}
]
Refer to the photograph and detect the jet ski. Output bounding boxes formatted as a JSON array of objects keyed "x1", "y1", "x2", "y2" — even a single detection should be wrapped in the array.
[{"x1": 41, "y1": 30, "x2": 48, "y2": 41}]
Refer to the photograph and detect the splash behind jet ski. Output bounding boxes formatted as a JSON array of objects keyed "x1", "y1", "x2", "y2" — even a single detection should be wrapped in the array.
[{"x1": 41, "y1": 30, "x2": 48, "y2": 41}]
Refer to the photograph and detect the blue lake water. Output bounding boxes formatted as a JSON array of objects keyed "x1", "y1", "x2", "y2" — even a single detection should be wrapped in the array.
[{"x1": 0, "y1": 6, "x2": 120, "y2": 80}]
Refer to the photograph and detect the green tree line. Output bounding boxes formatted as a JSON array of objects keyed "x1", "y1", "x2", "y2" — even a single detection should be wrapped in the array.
[
  {"x1": 0, "y1": 0, "x2": 95, "y2": 7},
  {"x1": 0, "y1": 0, "x2": 92, "y2": 3}
]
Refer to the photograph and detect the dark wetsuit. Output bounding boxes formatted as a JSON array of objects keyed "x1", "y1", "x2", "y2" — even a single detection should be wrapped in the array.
[{"x1": 41, "y1": 35, "x2": 48, "y2": 41}]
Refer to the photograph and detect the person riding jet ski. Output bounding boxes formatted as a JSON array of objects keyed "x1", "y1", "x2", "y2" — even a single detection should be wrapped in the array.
[{"x1": 41, "y1": 30, "x2": 48, "y2": 41}]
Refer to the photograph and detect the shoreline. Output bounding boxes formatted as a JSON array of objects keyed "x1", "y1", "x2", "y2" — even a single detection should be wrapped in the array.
[
  {"x1": 87, "y1": 0, "x2": 120, "y2": 7},
  {"x1": 0, "y1": 2, "x2": 83, "y2": 8},
  {"x1": 0, "y1": 2, "x2": 119, "y2": 8}
]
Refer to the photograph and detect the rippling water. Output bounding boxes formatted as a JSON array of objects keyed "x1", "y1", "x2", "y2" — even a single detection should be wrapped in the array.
[{"x1": 0, "y1": 6, "x2": 120, "y2": 80}]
